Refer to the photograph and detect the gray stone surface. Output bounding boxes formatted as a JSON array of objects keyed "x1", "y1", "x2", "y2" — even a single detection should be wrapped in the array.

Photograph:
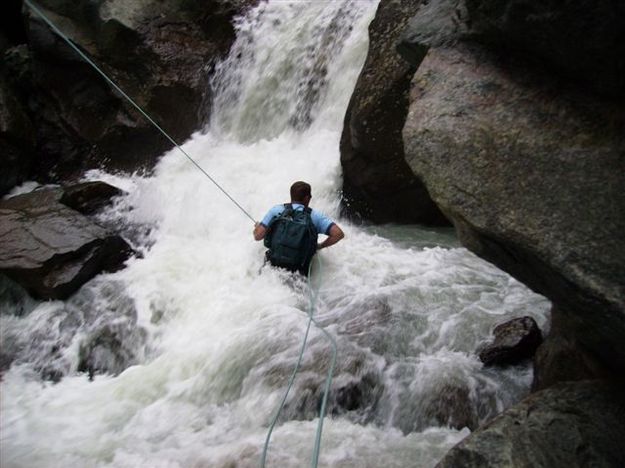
[
  {"x1": 403, "y1": 43, "x2": 625, "y2": 372},
  {"x1": 436, "y1": 380, "x2": 625, "y2": 468}
]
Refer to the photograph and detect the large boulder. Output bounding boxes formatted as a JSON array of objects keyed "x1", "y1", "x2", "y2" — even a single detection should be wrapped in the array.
[
  {"x1": 402, "y1": 41, "x2": 625, "y2": 373},
  {"x1": 435, "y1": 380, "x2": 625, "y2": 468},
  {"x1": 0, "y1": 185, "x2": 132, "y2": 299},
  {"x1": 339, "y1": 0, "x2": 447, "y2": 225},
  {"x1": 342, "y1": 0, "x2": 625, "y2": 376},
  {"x1": 1, "y1": 0, "x2": 255, "y2": 193}
]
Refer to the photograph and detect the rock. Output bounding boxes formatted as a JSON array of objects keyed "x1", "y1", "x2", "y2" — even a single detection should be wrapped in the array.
[
  {"x1": 479, "y1": 316, "x2": 542, "y2": 366},
  {"x1": 0, "y1": 188, "x2": 133, "y2": 299},
  {"x1": 403, "y1": 42, "x2": 625, "y2": 373},
  {"x1": 532, "y1": 306, "x2": 610, "y2": 391},
  {"x1": 398, "y1": 0, "x2": 625, "y2": 99},
  {"x1": 339, "y1": 0, "x2": 448, "y2": 225},
  {"x1": 59, "y1": 181, "x2": 124, "y2": 215},
  {"x1": 6, "y1": 0, "x2": 256, "y2": 189},
  {"x1": 0, "y1": 71, "x2": 35, "y2": 196},
  {"x1": 397, "y1": 0, "x2": 468, "y2": 65},
  {"x1": 464, "y1": 0, "x2": 625, "y2": 99},
  {"x1": 435, "y1": 380, "x2": 625, "y2": 468}
]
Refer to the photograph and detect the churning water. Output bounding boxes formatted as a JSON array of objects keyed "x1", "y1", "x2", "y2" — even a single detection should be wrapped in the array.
[{"x1": 0, "y1": 1, "x2": 550, "y2": 467}]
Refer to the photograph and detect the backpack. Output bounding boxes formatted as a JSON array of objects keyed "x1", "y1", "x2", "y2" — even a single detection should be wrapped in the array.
[{"x1": 264, "y1": 204, "x2": 318, "y2": 272}]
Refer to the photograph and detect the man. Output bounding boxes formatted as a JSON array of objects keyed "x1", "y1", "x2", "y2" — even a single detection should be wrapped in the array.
[{"x1": 253, "y1": 181, "x2": 345, "y2": 274}]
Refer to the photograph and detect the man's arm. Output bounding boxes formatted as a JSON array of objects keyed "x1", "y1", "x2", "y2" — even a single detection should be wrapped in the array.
[
  {"x1": 253, "y1": 223, "x2": 267, "y2": 241},
  {"x1": 318, "y1": 224, "x2": 344, "y2": 250}
]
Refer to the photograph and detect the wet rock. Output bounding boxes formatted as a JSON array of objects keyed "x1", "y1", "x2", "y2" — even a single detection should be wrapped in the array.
[
  {"x1": 532, "y1": 306, "x2": 610, "y2": 391},
  {"x1": 435, "y1": 380, "x2": 625, "y2": 468},
  {"x1": 339, "y1": 0, "x2": 448, "y2": 225},
  {"x1": 0, "y1": 187, "x2": 133, "y2": 299},
  {"x1": 59, "y1": 181, "x2": 124, "y2": 215},
  {"x1": 479, "y1": 316, "x2": 542, "y2": 366}
]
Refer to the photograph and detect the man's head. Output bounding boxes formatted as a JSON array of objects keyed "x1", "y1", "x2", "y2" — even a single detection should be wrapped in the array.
[{"x1": 290, "y1": 181, "x2": 312, "y2": 206}]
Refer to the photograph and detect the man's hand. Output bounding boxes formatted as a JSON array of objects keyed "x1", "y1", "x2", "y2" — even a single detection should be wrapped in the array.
[
  {"x1": 317, "y1": 224, "x2": 344, "y2": 250},
  {"x1": 253, "y1": 222, "x2": 267, "y2": 241}
]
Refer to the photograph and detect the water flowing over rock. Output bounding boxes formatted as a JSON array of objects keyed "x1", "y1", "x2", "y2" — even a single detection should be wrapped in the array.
[
  {"x1": 339, "y1": 0, "x2": 448, "y2": 225},
  {"x1": 435, "y1": 380, "x2": 625, "y2": 468},
  {"x1": 0, "y1": 184, "x2": 132, "y2": 299}
]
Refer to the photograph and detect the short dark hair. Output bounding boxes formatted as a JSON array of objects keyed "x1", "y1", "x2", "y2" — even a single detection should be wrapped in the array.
[{"x1": 290, "y1": 181, "x2": 311, "y2": 202}]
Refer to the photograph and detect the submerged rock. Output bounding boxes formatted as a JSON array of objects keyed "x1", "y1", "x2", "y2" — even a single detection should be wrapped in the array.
[
  {"x1": 479, "y1": 316, "x2": 542, "y2": 366},
  {"x1": 0, "y1": 185, "x2": 132, "y2": 299},
  {"x1": 435, "y1": 380, "x2": 625, "y2": 468}
]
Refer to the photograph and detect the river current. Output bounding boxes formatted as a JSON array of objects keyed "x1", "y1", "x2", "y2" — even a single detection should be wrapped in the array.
[{"x1": 0, "y1": 1, "x2": 550, "y2": 467}]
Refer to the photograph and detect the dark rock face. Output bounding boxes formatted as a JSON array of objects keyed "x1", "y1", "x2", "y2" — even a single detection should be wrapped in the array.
[
  {"x1": 532, "y1": 306, "x2": 611, "y2": 392},
  {"x1": 0, "y1": 70, "x2": 35, "y2": 195},
  {"x1": 464, "y1": 0, "x2": 625, "y2": 99},
  {"x1": 0, "y1": 186, "x2": 133, "y2": 299},
  {"x1": 339, "y1": 0, "x2": 448, "y2": 225},
  {"x1": 435, "y1": 380, "x2": 625, "y2": 468},
  {"x1": 1, "y1": 0, "x2": 255, "y2": 195},
  {"x1": 479, "y1": 316, "x2": 542, "y2": 366}
]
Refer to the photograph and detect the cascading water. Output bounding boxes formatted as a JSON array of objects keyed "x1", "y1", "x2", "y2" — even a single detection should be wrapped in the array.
[{"x1": 0, "y1": 1, "x2": 550, "y2": 467}]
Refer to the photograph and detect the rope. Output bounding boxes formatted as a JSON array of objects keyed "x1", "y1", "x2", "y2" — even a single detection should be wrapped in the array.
[
  {"x1": 24, "y1": 1, "x2": 338, "y2": 463},
  {"x1": 23, "y1": 0, "x2": 257, "y2": 225},
  {"x1": 261, "y1": 255, "x2": 338, "y2": 468}
]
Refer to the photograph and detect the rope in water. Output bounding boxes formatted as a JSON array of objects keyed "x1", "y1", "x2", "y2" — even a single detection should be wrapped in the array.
[
  {"x1": 24, "y1": 2, "x2": 338, "y2": 465},
  {"x1": 23, "y1": 0, "x2": 257, "y2": 225},
  {"x1": 260, "y1": 256, "x2": 338, "y2": 468}
]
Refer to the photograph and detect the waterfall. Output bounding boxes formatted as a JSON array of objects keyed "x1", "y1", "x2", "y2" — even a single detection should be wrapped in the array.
[{"x1": 0, "y1": 1, "x2": 550, "y2": 467}]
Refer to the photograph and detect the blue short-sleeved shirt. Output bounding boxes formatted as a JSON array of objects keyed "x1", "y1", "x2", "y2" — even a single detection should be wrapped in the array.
[{"x1": 260, "y1": 203, "x2": 335, "y2": 235}]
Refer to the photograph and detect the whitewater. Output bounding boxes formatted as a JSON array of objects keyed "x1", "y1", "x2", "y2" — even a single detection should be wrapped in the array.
[{"x1": 0, "y1": 1, "x2": 550, "y2": 467}]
